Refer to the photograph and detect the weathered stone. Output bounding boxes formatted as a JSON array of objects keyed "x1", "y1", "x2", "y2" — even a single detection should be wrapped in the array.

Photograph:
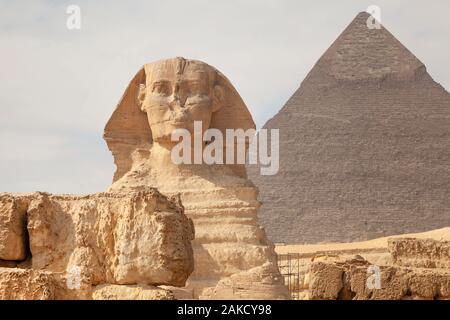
[
  {"x1": 24, "y1": 191, "x2": 194, "y2": 287},
  {"x1": 0, "y1": 267, "x2": 56, "y2": 300},
  {"x1": 199, "y1": 263, "x2": 288, "y2": 299},
  {"x1": 159, "y1": 285, "x2": 194, "y2": 299},
  {"x1": 308, "y1": 262, "x2": 343, "y2": 300},
  {"x1": 0, "y1": 189, "x2": 195, "y2": 300},
  {"x1": 92, "y1": 284, "x2": 174, "y2": 300},
  {"x1": 305, "y1": 255, "x2": 450, "y2": 300},
  {"x1": 346, "y1": 265, "x2": 408, "y2": 300},
  {"x1": 0, "y1": 194, "x2": 28, "y2": 260},
  {"x1": 389, "y1": 238, "x2": 450, "y2": 269}
]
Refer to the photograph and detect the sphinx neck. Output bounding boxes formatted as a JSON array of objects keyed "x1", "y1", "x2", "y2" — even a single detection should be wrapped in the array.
[
  {"x1": 151, "y1": 138, "x2": 205, "y2": 167},
  {"x1": 150, "y1": 142, "x2": 177, "y2": 166}
]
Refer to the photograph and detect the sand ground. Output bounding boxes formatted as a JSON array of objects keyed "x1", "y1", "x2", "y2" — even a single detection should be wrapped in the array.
[{"x1": 275, "y1": 227, "x2": 450, "y2": 256}]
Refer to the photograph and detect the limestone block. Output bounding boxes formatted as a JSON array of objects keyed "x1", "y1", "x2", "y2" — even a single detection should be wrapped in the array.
[
  {"x1": 389, "y1": 238, "x2": 450, "y2": 269},
  {"x1": 346, "y1": 265, "x2": 408, "y2": 300},
  {"x1": 199, "y1": 263, "x2": 289, "y2": 300},
  {"x1": 305, "y1": 256, "x2": 450, "y2": 300},
  {"x1": 0, "y1": 267, "x2": 55, "y2": 300},
  {"x1": 92, "y1": 284, "x2": 174, "y2": 300},
  {"x1": 0, "y1": 194, "x2": 28, "y2": 260},
  {"x1": 308, "y1": 262, "x2": 343, "y2": 300},
  {"x1": 26, "y1": 191, "x2": 194, "y2": 287}
]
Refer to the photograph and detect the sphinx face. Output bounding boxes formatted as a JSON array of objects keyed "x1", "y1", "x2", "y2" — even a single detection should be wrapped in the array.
[{"x1": 140, "y1": 59, "x2": 218, "y2": 143}]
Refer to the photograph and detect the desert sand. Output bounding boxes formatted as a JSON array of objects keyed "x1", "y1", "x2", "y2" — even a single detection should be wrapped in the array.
[{"x1": 276, "y1": 227, "x2": 450, "y2": 256}]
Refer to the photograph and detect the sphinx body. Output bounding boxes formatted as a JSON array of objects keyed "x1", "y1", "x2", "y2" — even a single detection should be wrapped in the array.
[{"x1": 105, "y1": 57, "x2": 289, "y2": 299}]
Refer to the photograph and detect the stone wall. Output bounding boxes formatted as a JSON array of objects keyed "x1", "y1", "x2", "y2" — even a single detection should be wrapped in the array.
[
  {"x1": 389, "y1": 238, "x2": 450, "y2": 269},
  {"x1": 0, "y1": 191, "x2": 194, "y2": 299},
  {"x1": 300, "y1": 237, "x2": 450, "y2": 300}
]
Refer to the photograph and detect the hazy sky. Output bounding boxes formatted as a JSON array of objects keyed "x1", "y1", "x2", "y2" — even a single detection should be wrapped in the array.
[{"x1": 1, "y1": 0, "x2": 450, "y2": 194}]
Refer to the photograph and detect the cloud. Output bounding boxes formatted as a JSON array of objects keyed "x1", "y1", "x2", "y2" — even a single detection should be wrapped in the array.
[{"x1": 1, "y1": 0, "x2": 449, "y2": 193}]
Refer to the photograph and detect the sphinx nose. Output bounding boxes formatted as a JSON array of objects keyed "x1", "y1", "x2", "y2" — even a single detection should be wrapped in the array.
[
  {"x1": 170, "y1": 87, "x2": 185, "y2": 108},
  {"x1": 169, "y1": 95, "x2": 183, "y2": 109}
]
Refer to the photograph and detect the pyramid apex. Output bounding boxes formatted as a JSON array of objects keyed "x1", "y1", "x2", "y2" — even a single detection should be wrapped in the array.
[
  {"x1": 356, "y1": 11, "x2": 371, "y2": 18},
  {"x1": 306, "y1": 11, "x2": 425, "y2": 83}
]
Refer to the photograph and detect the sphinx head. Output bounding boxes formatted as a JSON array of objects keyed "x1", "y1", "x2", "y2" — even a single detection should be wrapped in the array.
[
  {"x1": 137, "y1": 57, "x2": 224, "y2": 143},
  {"x1": 104, "y1": 57, "x2": 255, "y2": 182}
]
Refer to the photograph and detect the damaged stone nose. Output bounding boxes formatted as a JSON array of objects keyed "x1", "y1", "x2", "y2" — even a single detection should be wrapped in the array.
[{"x1": 170, "y1": 83, "x2": 186, "y2": 108}]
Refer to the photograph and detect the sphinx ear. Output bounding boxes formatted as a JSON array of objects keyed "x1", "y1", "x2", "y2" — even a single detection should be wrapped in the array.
[
  {"x1": 137, "y1": 84, "x2": 146, "y2": 111},
  {"x1": 212, "y1": 85, "x2": 225, "y2": 113}
]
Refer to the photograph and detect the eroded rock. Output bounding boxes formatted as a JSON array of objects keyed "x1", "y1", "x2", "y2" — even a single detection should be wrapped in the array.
[
  {"x1": 92, "y1": 284, "x2": 174, "y2": 300},
  {"x1": 0, "y1": 267, "x2": 56, "y2": 300},
  {"x1": 25, "y1": 191, "x2": 194, "y2": 287},
  {"x1": 0, "y1": 190, "x2": 195, "y2": 299},
  {"x1": 306, "y1": 255, "x2": 450, "y2": 300},
  {"x1": 0, "y1": 194, "x2": 28, "y2": 260},
  {"x1": 389, "y1": 238, "x2": 450, "y2": 269}
]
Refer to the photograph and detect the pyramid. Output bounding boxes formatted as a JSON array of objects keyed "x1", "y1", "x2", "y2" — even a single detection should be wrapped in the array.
[{"x1": 248, "y1": 12, "x2": 450, "y2": 244}]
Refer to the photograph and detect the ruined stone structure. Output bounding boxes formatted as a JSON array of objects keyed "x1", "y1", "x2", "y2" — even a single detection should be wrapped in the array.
[
  {"x1": 105, "y1": 57, "x2": 289, "y2": 299},
  {"x1": 248, "y1": 12, "x2": 450, "y2": 244},
  {"x1": 274, "y1": 228, "x2": 450, "y2": 300},
  {"x1": 0, "y1": 191, "x2": 194, "y2": 299},
  {"x1": 305, "y1": 238, "x2": 450, "y2": 300},
  {"x1": 388, "y1": 238, "x2": 450, "y2": 269}
]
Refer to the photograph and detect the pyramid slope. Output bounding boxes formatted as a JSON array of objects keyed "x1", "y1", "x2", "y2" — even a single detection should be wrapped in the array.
[{"x1": 248, "y1": 12, "x2": 450, "y2": 244}]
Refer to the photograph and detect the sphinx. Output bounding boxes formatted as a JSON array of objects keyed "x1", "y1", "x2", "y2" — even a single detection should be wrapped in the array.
[{"x1": 104, "y1": 57, "x2": 289, "y2": 299}]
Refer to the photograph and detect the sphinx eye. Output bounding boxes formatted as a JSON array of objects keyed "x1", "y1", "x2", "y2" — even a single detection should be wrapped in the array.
[
  {"x1": 186, "y1": 81, "x2": 206, "y2": 95},
  {"x1": 152, "y1": 82, "x2": 170, "y2": 95}
]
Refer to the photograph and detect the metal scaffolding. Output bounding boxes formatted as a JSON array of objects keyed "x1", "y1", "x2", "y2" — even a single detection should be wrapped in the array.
[{"x1": 277, "y1": 253, "x2": 301, "y2": 300}]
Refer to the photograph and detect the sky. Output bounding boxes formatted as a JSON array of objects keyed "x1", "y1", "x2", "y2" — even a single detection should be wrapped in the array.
[{"x1": 1, "y1": 0, "x2": 450, "y2": 194}]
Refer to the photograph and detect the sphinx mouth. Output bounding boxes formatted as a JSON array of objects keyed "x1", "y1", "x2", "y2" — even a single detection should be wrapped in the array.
[
  {"x1": 171, "y1": 121, "x2": 189, "y2": 126},
  {"x1": 154, "y1": 115, "x2": 190, "y2": 125},
  {"x1": 169, "y1": 114, "x2": 190, "y2": 124}
]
